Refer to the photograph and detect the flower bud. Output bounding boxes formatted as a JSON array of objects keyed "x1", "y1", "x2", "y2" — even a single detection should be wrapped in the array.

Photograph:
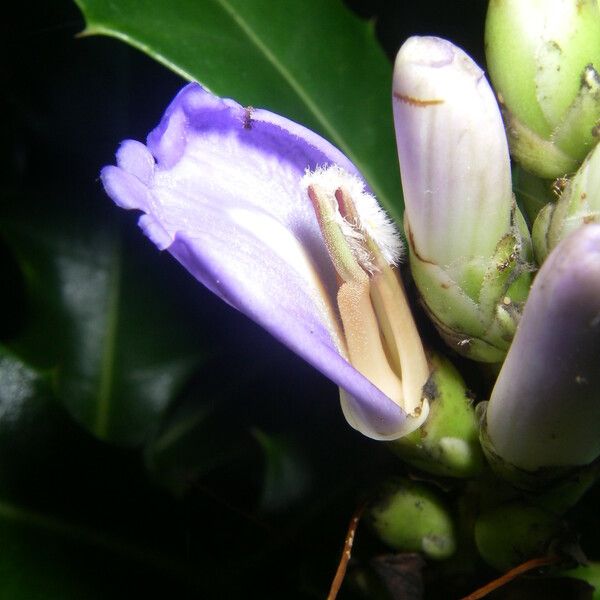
[
  {"x1": 564, "y1": 563, "x2": 600, "y2": 592},
  {"x1": 393, "y1": 36, "x2": 532, "y2": 362},
  {"x1": 369, "y1": 479, "x2": 456, "y2": 560},
  {"x1": 475, "y1": 500, "x2": 563, "y2": 571},
  {"x1": 533, "y1": 142, "x2": 600, "y2": 263},
  {"x1": 485, "y1": 0, "x2": 600, "y2": 178},
  {"x1": 481, "y1": 225, "x2": 600, "y2": 480}
]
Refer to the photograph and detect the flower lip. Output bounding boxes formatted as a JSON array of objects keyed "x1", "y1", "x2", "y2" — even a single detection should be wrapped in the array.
[{"x1": 101, "y1": 82, "x2": 424, "y2": 440}]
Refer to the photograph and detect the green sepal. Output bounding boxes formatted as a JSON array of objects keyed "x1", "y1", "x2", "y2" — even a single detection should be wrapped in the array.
[
  {"x1": 503, "y1": 107, "x2": 578, "y2": 179},
  {"x1": 368, "y1": 479, "x2": 456, "y2": 560},
  {"x1": 409, "y1": 207, "x2": 532, "y2": 363},
  {"x1": 389, "y1": 353, "x2": 483, "y2": 478},
  {"x1": 478, "y1": 402, "x2": 579, "y2": 491},
  {"x1": 481, "y1": 417, "x2": 598, "y2": 508},
  {"x1": 532, "y1": 201, "x2": 555, "y2": 264},
  {"x1": 553, "y1": 65, "x2": 600, "y2": 160},
  {"x1": 479, "y1": 229, "x2": 530, "y2": 318},
  {"x1": 513, "y1": 165, "x2": 556, "y2": 225},
  {"x1": 410, "y1": 255, "x2": 507, "y2": 362},
  {"x1": 533, "y1": 141, "x2": 600, "y2": 263}
]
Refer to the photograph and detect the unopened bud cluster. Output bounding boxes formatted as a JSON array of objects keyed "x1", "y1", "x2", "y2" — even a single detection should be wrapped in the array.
[
  {"x1": 390, "y1": 1, "x2": 600, "y2": 486},
  {"x1": 369, "y1": 0, "x2": 600, "y2": 575}
]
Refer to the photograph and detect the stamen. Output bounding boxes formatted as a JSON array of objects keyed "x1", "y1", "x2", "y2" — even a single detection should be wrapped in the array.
[
  {"x1": 335, "y1": 187, "x2": 359, "y2": 224},
  {"x1": 337, "y1": 278, "x2": 405, "y2": 405},
  {"x1": 334, "y1": 187, "x2": 375, "y2": 273},
  {"x1": 369, "y1": 263, "x2": 430, "y2": 415},
  {"x1": 302, "y1": 166, "x2": 404, "y2": 269},
  {"x1": 304, "y1": 165, "x2": 429, "y2": 423},
  {"x1": 307, "y1": 184, "x2": 366, "y2": 284}
]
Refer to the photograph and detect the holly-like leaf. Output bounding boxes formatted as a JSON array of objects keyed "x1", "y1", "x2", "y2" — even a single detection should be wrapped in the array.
[
  {"x1": 0, "y1": 346, "x2": 226, "y2": 597},
  {"x1": 1, "y1": 190, "x2": 206, "y2": 445},
  {"x1": 253, "y1": 429, "x2": 311, "y2": 513},
  {"x1": 73, "y1": 0, "x2": 403, "y2": 220},
  {"x1": 145, "y1": 382, "x2": 247, "y2": 495}
]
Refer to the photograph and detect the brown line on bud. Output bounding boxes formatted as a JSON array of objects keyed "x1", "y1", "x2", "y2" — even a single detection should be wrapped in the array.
[{"x1": 393, "y1": 91, "x2": 444, "y2": 107}]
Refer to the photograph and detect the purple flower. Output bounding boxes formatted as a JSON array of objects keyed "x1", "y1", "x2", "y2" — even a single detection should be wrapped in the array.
[{"x1": 102, "y1": 83, "x2": 430, "y2": 440}]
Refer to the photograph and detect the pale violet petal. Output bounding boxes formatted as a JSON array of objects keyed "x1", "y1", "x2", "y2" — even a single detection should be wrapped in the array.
[
  {"x1": 116, "y1": 140, "x2": 155, "y2": 185},
  {"x1": 101, "y1": 82, "x2": 410, "y2": 440}
]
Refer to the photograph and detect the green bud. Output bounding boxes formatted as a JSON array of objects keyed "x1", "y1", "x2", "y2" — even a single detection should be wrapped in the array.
[
  {"x1": 536, "y1": 463, "x2": 599, "y2": 515},
  {"x1": 390, "y1": 353, "x2": 484, "y2": 478},
  {"x1": 563, "y1": 563, "x2": 600, "y2": 594},
  {"x1": 369, "y1": 479, "x2": 456, "y2": 560},
  {"x1": 486, "y1": 0, "x2": 600, "y2": 178},
  {"x1": 475, "y1": 500, "x2": 563, "y2": 571},
  {"x1": 533, "y1": 142, "x2": 600, "y2": 263}
]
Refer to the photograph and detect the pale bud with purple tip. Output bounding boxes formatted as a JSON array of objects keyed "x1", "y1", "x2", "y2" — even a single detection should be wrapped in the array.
[
  {"x1": 392, "y1": 36, "x2": 533, "y2": 363},
  {"x1": 480, "y1": 224, "x2": 600, "y2": 486}
]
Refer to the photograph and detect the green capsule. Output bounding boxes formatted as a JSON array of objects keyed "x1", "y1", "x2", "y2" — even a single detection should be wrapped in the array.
[
  {"x1": 369, "y1": 479, "x2": 456, "y2": 560},
  {"x1": 475, "y1": 500, "x2": 563, "y2": 571}
]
